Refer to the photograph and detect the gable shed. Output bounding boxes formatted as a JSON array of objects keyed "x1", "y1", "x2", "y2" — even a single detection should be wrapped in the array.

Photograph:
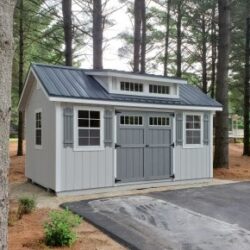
[{"x1": 19, "y1": 63, "x2": 222, "y2": 195}]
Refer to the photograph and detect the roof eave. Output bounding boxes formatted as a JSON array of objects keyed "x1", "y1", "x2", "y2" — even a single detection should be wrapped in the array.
[{"x1": 48, "y1": 96, "x2": 223, "y2": 112}]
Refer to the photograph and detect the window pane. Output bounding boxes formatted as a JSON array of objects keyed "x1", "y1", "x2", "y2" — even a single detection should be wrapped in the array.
[
  {"x1": 36, "y1": 129, "x2": 41, "y2": 137},
  {"x1": 90, "y1": 119, "x2": 100, "y2": 127},
  {"x1": 193, "y1": 137, "x2": 200, "y2": 144},
  {"x1": 193, "y1": 131, "x2": 200, "y2": 137},
  {"x1": 125, "y1": 82, "x2": 129, "y2": 90},
  {"x1": 154, "y1": 117, "x2": 157, "y2": 125},
  {"x1": 120, "y1": 116, "x2": 124, "y2": 124},
  {"x1": 186, "y1": 115, "x2": 193, "y2": 122},
  {"x1": 186, "y1": 122, "x2": 193, "y2": 129},
  {"x1": 36, "y1": 136, "x2": 41, "y2": 145},
  {"x1": 139, "y1": 116, "x2": 143, "y2": 125},
  {"x1": 78, "y1": 119, "x2": 89, "y2": 127},
  {"x1": 135, "y1": 116, "x2": 139, "y2": 125},
  {"x1": 130, "y1": 83, "x2": 134, "y2": 91},
  {"x1": 78, "y1": 110, "x2": 89, "y2": 119},
  {"x1": 121, "y1": 82, "x2": 125, "y2": 90},
  {"x1": 79, "y1": 129, "x2": 89, "y2": 137},
  {"x1": 90, "y1": 111, "x2": 100, "y2": 119},
  {"x1": 194, "y1": 116, "x2": 200, "y2": 122},
  {"x1": 194, "y1": 122, "x2": 201, "y2": 129},
  {"x1": 129, "y1": 116, "x2": 134, "y2": 124},
  {"x1": 149, "y1": 85, "x2": 153, "y2": 93},
  {"x1": 125, "y1": 116, "x2": 129, "y2": 124},
  {"x1": 186, "y1": 136, "x2": 192, "y2": 144},
  {"x1": 79, "y1": 137, "x2": 88, "y2": 146},
  {"x1": 149, "y1": 117, "x2": 153, "y2": 125},
  {"x1": 158, "y1": 117, "x2": 162, "y2": 125},
  {"x1": 90, "y1": 137, "x2": 100, "y2": 145},
  {"x1": 162, "y1": 118, "x2": 166, "y2": 125},
  {"x1": 139, "y1": 84, "x2": 143, "y2": 92},
  {"x1": 90, "y1": 129, "x2": 100, "y2": 137}
]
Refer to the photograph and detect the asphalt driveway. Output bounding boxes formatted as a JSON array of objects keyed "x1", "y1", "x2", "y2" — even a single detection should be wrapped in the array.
[{"x1": 62, "y1": 182, "x2": 250, "y2": 250}]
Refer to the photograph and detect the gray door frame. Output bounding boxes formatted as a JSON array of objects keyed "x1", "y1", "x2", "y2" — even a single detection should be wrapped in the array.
[{"x1": 115, "y1": 110, "x2": 174, "y2": 183}]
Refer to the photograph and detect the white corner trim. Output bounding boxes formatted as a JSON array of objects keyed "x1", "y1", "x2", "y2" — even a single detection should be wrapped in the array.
[
  {"x1": 73, "y1": 106, "x2": 105, "y2": 152},
  {"x1": 49, "y1": 97, "x2": 223, "y2": 112}
]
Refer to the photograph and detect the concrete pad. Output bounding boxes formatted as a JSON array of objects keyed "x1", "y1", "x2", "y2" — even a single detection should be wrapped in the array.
[{"x1": 63, "y1": 194, "x2": 250, "y2": 250}]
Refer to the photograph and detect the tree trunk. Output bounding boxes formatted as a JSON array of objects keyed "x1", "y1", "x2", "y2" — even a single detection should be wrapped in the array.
[
  {"x1": 201, "y1": 14, "x2": 207, "y2": 93},
  {"x1": 93, "y1": 0, "x2": 103, "y2": 70},
  {"x1": 243, "y1": 17, "x2": 250, "y2": 156},
  {"x1": 163, "y1": 0, "x2": 171, "y2": 76},
  {"x1": 133, "y1": 0, "x2": 141, "y2": 73},
  {"x1": 140, "y1": 0, "x2": 146, "y2": 73},
  {"x1": 0, "y1": 1, "x2": 16, "y2": 249},
  {"x1": 211, "y1": 2, "x2": 217, "y2": 98},
  {"x1": 17, "y1": 0, "x2": 24, "y2": 156},
  {"x1": 214, "y1": 0, "x2": 231, "y2": 168},
  {"x1": 176, "y1": 1, "x2": 182, "y2": 77},
  {"x1": 62, "y1": 0, "x2": 73, "y2": 66}
]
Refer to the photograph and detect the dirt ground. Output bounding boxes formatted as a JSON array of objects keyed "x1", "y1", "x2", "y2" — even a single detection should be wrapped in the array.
[
  {"x1": 214, "y1": 143, "x2": 250, "y2": 180},
  {"x1": 8, "y1": 141, "x2": 125, "y2": 249},
  {"x1": 8, "y1": 141, "x2": 250, "y2": 250}
]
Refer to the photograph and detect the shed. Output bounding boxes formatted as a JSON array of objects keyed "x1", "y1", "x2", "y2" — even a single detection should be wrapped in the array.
[{"x1": 19, "y1": 63, "x2": 222, "y2": 195}]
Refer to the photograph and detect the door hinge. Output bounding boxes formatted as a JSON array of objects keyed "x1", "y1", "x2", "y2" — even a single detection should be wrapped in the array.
[
  {"x1": 115, "y1": 110, "x2": 121, "y2": 114},
  {"x1": 115, "y1": 143, "x2": 121, "y2": 148},
  {"x1": 170, "y1": 174, "x2": 175, "y2": 179},
  {"x1": 115, "y1": 178, "x2": 121, "y2": 183},
  {"x1": 171, "y1": 142, "x2": 175, "y2": 148}
]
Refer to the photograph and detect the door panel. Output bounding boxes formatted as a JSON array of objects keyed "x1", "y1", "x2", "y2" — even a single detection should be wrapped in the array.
[{"x1": 116, "y1": 111, "x2": 172, "y2": 183}]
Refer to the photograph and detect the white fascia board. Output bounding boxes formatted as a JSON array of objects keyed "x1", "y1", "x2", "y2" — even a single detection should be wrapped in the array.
[
  {"x1": 84, "y1": 71, "x2": 187, "y2": 85},
  {"x1": 49, "y1": 96, "x2": 223, "y2": 112}
]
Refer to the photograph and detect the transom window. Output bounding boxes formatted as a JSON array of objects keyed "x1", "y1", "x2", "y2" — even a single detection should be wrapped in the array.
[
  {"x1": 77, "y1": 110, "x2": 101, "y2": 146},
  {"x1": 149, "y1": 116, "x2": 170, "y2": 126},
  {"x1": 120, "y1": 115, "x2": 143, "y2": 126},
  {"x1": 149, "y1": 84, "x2": 170, "y2": 94},
  {"x1": 35, "y1": 111, "x2": 42, "y2": 146},
  {"x1": 120, "y1": 82, "x2": 143, "y2": 92},
  {"x1": 185, "y1": 114, "x2": 202, "y2": 145}
]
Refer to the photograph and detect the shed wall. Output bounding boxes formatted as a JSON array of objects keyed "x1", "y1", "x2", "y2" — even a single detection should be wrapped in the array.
[
  {"x1": 57, "y1": 104, "x2": 114, "y2": 192},
  {"x1": 25, "y1": 81, "x2": 56, "y2": 190}
]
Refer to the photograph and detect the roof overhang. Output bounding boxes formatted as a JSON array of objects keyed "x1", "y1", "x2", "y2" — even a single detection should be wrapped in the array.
[
  {"x1": 49, "y1": 96, "x2": 223, "y2": 112},
  {"x1": 84, "y1": 70, "x2": 187, "y2": 85}
]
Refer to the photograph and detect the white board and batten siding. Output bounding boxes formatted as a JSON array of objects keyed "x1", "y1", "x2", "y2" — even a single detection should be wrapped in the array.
[
  {"x1": 25, "y1": 80, "x2": 56, "y2": 190},
  {"x1": 174, "y1": 112, "x2": 213, "y2": 180},
  {"x1": 56, "y1": 104, "x2": 114, "y2": 193}
]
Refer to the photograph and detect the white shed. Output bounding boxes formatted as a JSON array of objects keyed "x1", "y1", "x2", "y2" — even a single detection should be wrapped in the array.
[{"x1": 18, "y1": 63, "x2": 222, "y2": 195}]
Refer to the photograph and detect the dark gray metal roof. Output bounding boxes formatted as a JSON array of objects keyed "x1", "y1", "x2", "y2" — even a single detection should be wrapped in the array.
[{"x1": 32, "y1": 63, "x2": 222, "y2": 108}]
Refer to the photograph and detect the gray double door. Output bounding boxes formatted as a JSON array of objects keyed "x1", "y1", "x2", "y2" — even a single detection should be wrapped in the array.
[{"x1": 116, "y1": 111, "x2": 173, "y2": 183}]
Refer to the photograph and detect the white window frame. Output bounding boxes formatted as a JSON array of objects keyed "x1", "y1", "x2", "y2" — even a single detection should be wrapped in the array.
[
  {"x1": 73, "y1": 106, "x2": 104, "y2": 151},
  {"x1": 119, "y1": 115, "x2": 144, "y2": 126},
  {"x1": 148, "y1": 115, "x2": 171, "y2": 127},
  {"x1": 183, "y1": 112, "x2": 203, "y2": 148},
  {"x1": 35, "y1": 108, "x2": 43, "y2": 149}
]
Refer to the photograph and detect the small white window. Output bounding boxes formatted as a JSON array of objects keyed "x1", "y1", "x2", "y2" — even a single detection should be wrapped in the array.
[
  {"x1": 120, "y1": 115, "x2": 143, "y2": 126},
  {"x1": 185, "y1": 114, "x2": 202, "y2": 145},
  {"x1": 120, "y1": 82, "x2": 143, "y2": 92},
  {"x1": 77, "y1": 110, "x2": 101, "y2": 146},
  {"x1": 149, "y1": 116, "x2": 170, "y2": 126},
  {"x1": 149, "y1": 84, "x2": 170, "y2": 94},
  {"x1": 35, "y1": 111, "x2": 42, "y2": 147}
]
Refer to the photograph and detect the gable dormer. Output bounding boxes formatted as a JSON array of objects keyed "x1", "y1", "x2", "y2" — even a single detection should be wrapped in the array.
[{"x1": 84, "y1": 70, "x2": 187, "y2": 99}]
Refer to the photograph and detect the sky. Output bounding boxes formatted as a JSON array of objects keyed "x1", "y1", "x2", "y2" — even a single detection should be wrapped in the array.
[{"x1": 76, "y1": 1, "x2": 133, "y2": 71}]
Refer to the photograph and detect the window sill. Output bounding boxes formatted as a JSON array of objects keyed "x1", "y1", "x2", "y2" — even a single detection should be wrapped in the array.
[
  {"x1": 35, "y1": 145, "x2": 43, "y2": 150},
  {"x1": 183, "y1": 144, "x2": 204, "y2": 149},
  {"x1": 73, "y1": 146, "x2": 105, "y2": 152}
]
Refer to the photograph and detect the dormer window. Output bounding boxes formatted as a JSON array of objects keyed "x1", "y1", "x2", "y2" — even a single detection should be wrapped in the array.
[
  {"x1": 120, "y1": 81, "x2": 143, "y2": 92},
  {"x1": 149, "y1": 84, "x2": 170, "y2": 94}
]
